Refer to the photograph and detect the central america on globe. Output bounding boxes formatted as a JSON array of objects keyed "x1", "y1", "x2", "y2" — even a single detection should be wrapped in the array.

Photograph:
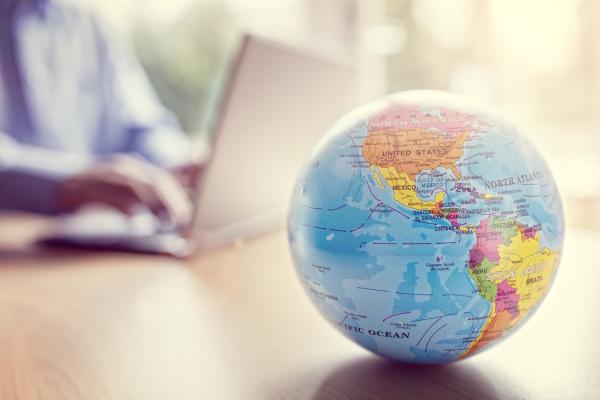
[{"x1": 287, "y1": 90, "x2": 564, "y2": 364}]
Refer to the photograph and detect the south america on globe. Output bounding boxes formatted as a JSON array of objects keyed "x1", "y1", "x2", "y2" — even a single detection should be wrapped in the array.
[{"x1": 287, "y1": 91, "x2": 564, "y2": 363}]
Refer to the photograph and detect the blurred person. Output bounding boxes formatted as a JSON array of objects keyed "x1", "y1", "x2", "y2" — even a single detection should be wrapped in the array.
[{"x1": 0, "y1": 0, "x2": 200, "y2": 226}]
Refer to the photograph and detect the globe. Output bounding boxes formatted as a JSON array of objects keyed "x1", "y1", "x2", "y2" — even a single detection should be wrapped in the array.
[{"x1": 287, "y1": 90, "x2": 564, "y2": 363}]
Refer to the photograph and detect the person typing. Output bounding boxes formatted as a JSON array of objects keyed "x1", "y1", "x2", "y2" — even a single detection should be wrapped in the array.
[{"x1": 0, "y1": 0, "x2": 198, "y2": 227}]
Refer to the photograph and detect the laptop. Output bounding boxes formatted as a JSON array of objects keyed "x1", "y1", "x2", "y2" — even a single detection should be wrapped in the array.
[{"x1": 38, "y1": 34, "x2": 358, "y2": 256}]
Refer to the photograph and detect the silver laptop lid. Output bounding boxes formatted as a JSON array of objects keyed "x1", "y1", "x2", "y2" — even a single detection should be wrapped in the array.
[{"x1": 194, "y1": 34, "x2": 358, "y2": 247}]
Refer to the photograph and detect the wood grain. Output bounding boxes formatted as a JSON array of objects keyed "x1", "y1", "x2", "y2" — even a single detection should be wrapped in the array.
[{"x1": 0, "y1": 213, "x2": 598, "y2": 399}]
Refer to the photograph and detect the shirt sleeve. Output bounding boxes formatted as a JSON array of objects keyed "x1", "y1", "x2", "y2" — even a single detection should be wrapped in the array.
[
  {"x1": 0, "y1": 132, "x2": 93, "y2": 215},
  {"x1": 93, "y1": 15, "x2": 194, "y2": 169}
]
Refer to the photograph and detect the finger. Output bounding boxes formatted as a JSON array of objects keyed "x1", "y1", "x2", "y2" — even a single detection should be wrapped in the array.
[
  {"x1": 124, "y1": 179, "x2": 170, "y2": 218},
  {"x1": 148, "y1": 171, "x2": 194, "y2": 227}
]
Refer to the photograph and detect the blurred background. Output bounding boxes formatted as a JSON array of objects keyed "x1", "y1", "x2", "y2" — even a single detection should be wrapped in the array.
[{"x1": 91, "y1": 0, "x2": 599, "y2": 231}]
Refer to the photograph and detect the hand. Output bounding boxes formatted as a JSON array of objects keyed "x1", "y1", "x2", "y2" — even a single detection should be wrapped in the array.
[
  {"x1": 171, "y1": 161, "x2": 203, "y2": 193},
  {"x1": 57, "y1": 155, "x2": 193, "y2": 227},
  {"x1": 171, "y1": 141, "x2": 210, "y2": 192}
]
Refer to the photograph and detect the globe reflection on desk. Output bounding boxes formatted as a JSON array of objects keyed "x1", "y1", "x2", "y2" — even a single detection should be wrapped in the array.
[{"x1": 287, "y1": 91, "x2": 564, "y2": 363}]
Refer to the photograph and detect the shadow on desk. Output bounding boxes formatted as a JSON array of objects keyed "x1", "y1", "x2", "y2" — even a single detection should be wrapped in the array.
[{"x1": 311, "y1": 357, "x2": 499, "y2": 400}]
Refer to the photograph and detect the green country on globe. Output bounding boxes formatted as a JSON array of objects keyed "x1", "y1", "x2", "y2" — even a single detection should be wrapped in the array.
[{"x1": 287, "y1": 90, "x2": 564, "y2": 363}]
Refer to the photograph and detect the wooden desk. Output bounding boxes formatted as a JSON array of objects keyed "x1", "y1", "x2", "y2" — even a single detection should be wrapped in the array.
[{"x1": 0, "y1": 214, "x2": 598, "y2": 399}]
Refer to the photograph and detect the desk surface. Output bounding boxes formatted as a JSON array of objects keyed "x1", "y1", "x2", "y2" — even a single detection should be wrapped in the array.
[{"x1": 0, "y1": 214, "x2": 598, "y2": 400}]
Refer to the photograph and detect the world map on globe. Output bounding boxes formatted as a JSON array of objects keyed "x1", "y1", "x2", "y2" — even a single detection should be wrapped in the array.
[{"x1": 288, "y1": 91, "x2": 565, "y2": 363}]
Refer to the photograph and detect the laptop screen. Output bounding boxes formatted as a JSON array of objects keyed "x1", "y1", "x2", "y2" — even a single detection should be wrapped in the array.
[{"x1": 193, "y1": 35, "x2": 358, "y2": 246}]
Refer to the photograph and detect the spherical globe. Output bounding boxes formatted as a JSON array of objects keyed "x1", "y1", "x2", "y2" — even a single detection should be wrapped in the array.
[{"x1": 287, "y1": 90, "x2": 564, "y2": 363}]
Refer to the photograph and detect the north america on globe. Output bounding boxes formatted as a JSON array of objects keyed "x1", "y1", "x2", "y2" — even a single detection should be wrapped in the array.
[{"x1": 288, "y1": 91, "x2": 564, "y2": 363}]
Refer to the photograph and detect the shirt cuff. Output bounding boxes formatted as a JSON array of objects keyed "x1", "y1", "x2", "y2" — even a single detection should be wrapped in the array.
[{"x1": 0, "y1": 136, "x2": 95, "y2": 215}]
